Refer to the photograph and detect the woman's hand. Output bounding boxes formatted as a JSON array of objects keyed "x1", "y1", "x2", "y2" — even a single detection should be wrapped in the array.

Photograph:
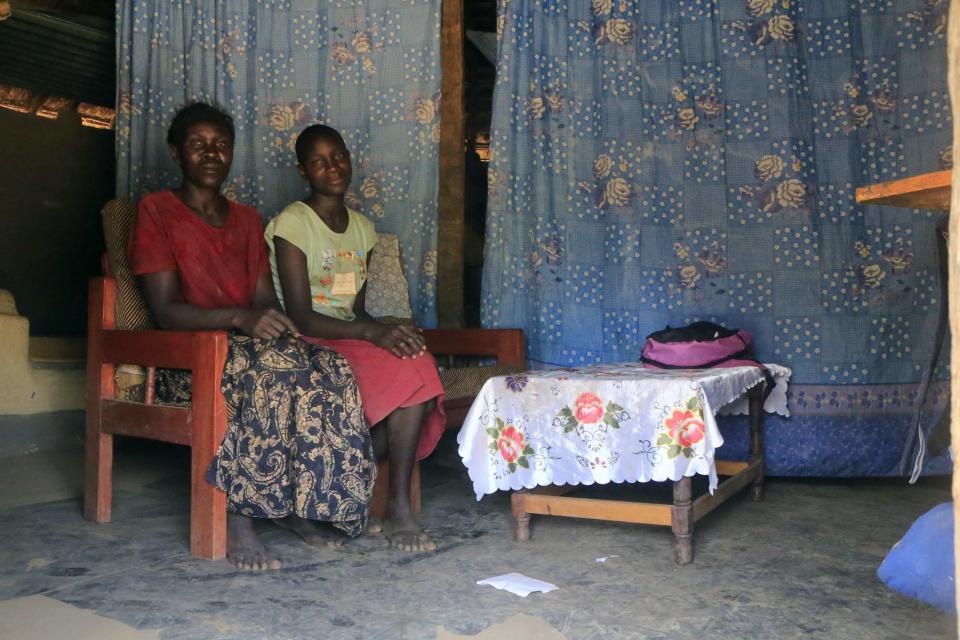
[
  {"x1": 369, "y1": 324, "x2": 427, "y2": 359},
  {"x1": 233, "y1": 308, "x2": 300, "y2": 340}
]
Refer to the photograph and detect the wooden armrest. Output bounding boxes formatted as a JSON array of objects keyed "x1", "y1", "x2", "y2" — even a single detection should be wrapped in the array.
[
  {"x1": 90, "y1": 276, "x2": 229, "y2": 370},
  {"x1": 423, "y1": 328, "x2": 525, "y2": 366},
  {"x1": 100, "y1": 329, "x2": 227, "y2": 370}
]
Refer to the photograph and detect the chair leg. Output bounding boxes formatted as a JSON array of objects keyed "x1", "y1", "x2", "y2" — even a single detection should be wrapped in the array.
[
  {"x1": 189, "y1": 333, "x2": 229, "y2": 560},
  {"x1": 84, "y1": 280, "x2": 114, "y2": 524},
  {"x1": 190, "y1": 445, "x2": 227, "y2": 560},
  {"x1": 83, "y1": 428, "x2": 112, "y2": 523}
]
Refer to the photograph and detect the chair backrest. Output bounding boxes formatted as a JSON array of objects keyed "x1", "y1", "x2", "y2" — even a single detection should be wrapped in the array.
[
  {"x1": 100, "y1": 198, "x2": 414, "y2": 326},
  {"x1": 101, "y1": 199, "x2": 154, "y2": 330}
]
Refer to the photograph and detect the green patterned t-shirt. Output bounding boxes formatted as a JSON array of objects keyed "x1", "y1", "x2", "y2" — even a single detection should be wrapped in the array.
[{"x1": 265, "y1": 201, "x2": 378, "y2": 321}]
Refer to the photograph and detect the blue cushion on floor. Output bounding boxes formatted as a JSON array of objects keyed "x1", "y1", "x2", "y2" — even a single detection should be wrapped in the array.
[{"x1": 877, "y1": 502, "x2": 955, "y2": 613}]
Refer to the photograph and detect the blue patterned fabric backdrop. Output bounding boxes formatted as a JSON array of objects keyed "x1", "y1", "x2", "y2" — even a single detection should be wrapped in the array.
[
  {"x1": 481, "y1": 0, "x2": 952, "y2": 475},
  {"x1": 116, "y1": 0, "x2": 442, "y2": 326}
]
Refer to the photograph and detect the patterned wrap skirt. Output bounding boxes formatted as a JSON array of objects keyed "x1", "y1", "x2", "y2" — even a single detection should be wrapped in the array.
[{"x1": 157, "y1": 335, "x2": 376, "y2": 537}]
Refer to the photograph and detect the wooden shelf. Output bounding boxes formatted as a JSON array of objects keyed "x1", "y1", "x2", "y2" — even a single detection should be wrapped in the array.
[{"x1": 855, "y1": 170, "x2": 951, "y2": 211}]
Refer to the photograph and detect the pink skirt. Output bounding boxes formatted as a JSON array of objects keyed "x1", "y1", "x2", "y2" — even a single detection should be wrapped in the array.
[{"x1": 301, "y1": 337, "x2": 446, "y2": 461}]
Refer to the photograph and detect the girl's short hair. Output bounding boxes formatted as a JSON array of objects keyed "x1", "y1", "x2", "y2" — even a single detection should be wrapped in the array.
[
  {"x1": 167, "y1": 102, "x2": 235, "y2": 147},
  {"x1": 295, "y1": 124, "x2": 345, "y2": 165}
]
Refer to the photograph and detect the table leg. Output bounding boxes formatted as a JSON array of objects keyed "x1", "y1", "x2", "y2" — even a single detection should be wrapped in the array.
[
  {"x1": 672, "y1": 476, "x2": 693, "y2": 565},
  {"x1": 511, "y1": 490, "x2": 531, "y2": 541},
  {"x1": 748, "y1": 383, "x2": 766, "y2": 502}
]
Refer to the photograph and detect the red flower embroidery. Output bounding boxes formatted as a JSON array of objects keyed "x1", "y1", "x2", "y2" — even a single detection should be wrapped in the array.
[
  {"x1": 574, "y1": 392, "x2": 604, "y2": 424},
  {"x1": 497, "y1": 425, "x2": 524, "y2": 463},
  {"x1": 665, "y1": 409, "x2": 705, "y2": 448}
]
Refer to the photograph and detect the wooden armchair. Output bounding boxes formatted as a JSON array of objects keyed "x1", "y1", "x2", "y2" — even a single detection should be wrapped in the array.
[
  {"x1": 85, "y1": 199, "x2": 525, "y2": 560},
  {"x1": 85, "y1": 273, "x2": 230, "y2": 559}
]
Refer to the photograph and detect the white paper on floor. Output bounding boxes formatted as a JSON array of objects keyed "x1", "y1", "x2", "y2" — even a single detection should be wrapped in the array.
[
  {"x1": 595, "y1": 555, "x2": 619, "y2": 563},
  {"x1": 476, "y1": 573, "x2": 558, "y2": 597}
]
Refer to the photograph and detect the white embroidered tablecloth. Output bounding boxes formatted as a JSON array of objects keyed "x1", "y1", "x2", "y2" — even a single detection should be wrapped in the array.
[{"x1": 457, "y1": 363, "x2": 791, "y2": 499}]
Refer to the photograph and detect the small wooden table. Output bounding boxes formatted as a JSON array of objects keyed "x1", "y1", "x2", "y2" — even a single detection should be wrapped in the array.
[
  {"x1": 457, "y1": 363, "x2": 789, "y2": 565},
  {"x1": 510, "y1": 384, "x2": 764, "y2": 565},
  {"x1": 855, "y1": 169, "x2": 951, "y2": 210},
  {"x1": 855, "y1": 171, "x2": 951, "y2": 484}
]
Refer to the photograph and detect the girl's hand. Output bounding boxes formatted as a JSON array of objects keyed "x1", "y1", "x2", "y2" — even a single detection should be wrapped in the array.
[
  {"x1": 370, "y1": 324, "x2": 427, "y2": 359},
  {"x1": 234, "y1": 308, "x2": 300, "y2": 340}
]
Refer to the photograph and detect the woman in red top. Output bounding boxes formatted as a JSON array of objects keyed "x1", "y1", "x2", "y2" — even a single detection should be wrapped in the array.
[{"x1": 128, "y1": 103, "x2": 376, "y2": 571}]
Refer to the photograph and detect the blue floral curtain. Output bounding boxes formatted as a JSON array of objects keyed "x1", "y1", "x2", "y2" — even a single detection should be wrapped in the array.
[
  {"x1": 116, "y1": 0, "x2": 442, "y2": 325},
  {"x1": 482, "y1": 0, "x2": 951, "y2": 475}
]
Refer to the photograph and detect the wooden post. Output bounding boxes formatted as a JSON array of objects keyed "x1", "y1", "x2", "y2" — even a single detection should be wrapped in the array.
[
  {"x1": 144, "y1": 366, "x2": 156, "y2": 405},
  {"x1": 437, "y1": 0, "x2": 465, "y2": 328},
  {"x1": 83, "y1": 278, "x2": 115, "y2": 524},
  {"x1": 512, "y1": 490, "x2": 531, "y2": 541},
  {"x1": 189, "y1": 332, "x2": 229, "y2": 560},
  {"x1": 748, "y1": 383, "x2": 765, "y2": 502},
  {"x1": 672, "y1": 476, "x2": 693, "y2": 565},
  {"x1": 946, "y1": 0, "x2": 960, "y2": 625}
]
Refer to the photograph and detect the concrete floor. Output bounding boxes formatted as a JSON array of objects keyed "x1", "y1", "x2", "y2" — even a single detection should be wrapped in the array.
[{"x1": 0, "y1": 434, "x2": 955, "y2": 640}]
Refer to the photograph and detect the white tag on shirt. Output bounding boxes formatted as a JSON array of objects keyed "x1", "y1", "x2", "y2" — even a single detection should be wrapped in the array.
[{"x1": 331, "y1": 271, "x2": 357, "y2": 296}]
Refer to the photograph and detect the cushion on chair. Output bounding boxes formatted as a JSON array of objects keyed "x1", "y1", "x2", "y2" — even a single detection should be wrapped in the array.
[
  {"x1": 366, "y1": 234, "x2": 413, "y2": 319},
  {"x1": 101, "y1": 199, "x2": 153, "y2": 401},
  {"x1": 101, "y1": 199, "x2": 154, "y2": 331},
  {"x1": 115, "y1": 364, "x2": 146, "y2": 402},
  {"x1": 373, "y1": 315, "x2": 414, "y2": 325},
  {"x1": 439, "y1": 364, "x2": 525, "y2": 401}
]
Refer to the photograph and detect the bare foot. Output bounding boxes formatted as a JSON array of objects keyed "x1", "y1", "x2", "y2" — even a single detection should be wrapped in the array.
[
  {"x1": 382, "y1": 512, "x2": 436, "y2": 552},
  {"x1": 274, "y1": 514, "x2": 345, "y2": 549},
  {"x1": 228, "y1": 513, "x2": 281, "y2": 571},
  {"x1": 366, "y1": 517, "x2": 383, "y2": 534}
]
